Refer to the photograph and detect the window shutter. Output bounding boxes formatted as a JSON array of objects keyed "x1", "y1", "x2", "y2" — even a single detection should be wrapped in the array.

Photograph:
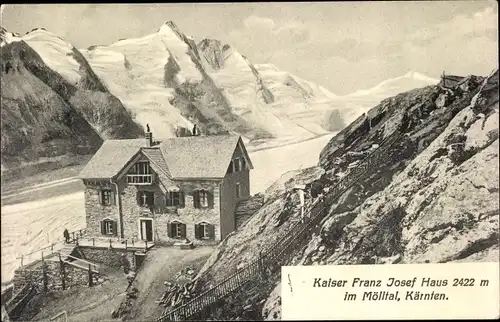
[
  {"x1": 167, "y1": 223, "x2": 172, "y2": 237},
  {"x1": 98, "y1": 190, "x2": 103, "y2": 205},
  {"x1": 180, "y1": 224, "x2": 187, "y2": 239},
  {"x1": 179, "y1": 191, "x2": 185, "y2": 208},
  {"x1": 208, "y1": 224, "x2": 215, "y2": 240},
  {"x1": 112, "y1": 221, "x2": 118, "y2": 236},
  {"x1": 193, "y1": 191, "x2": 200, "y2": 209},
  {"x1": 137, "y1": 192, "x2": 141, "y2": 205},
  {"x1": 165, "y1": 192, "x2": 171, "y2": 207},
  {"x1": 208, "y1": 191, "x2": 214, "y2": 209},
  {"x1": 194, "y1": 224, "x2": 200, "y2": 239},
  {"x1": 110, "y1": 191, "x2": 116, "y2": 206},
  {"x1": 100, "y1": 221, "x2": 105, "y2": 235}
]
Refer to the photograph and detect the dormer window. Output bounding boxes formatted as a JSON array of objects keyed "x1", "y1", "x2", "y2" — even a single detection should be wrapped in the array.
[
  {"x1": 132, "y1": 161, "x2": 151, "y2": 174},
  {"x1": 127, "y1": 161, "x2": 155, "y2": 185}
]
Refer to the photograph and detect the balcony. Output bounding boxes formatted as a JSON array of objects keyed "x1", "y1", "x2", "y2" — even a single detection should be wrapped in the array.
[
  {"x1": 127, "y1": 174, "x2": 156, "y2": 185},
  {"x1": 139, "y1": 206, "x2": 154, "y2": 216}
]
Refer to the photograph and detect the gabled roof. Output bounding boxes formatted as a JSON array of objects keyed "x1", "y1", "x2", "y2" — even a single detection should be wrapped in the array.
[
  {"x1": 159, "y1": 135, "x2": 248, "y2": 179},
  {"x1": 78, "y1": 139, "x2": 149, "y2": 179},
  {"x1": 79, "y1": 135, "x2": 253, "y2": 181},
  {"x1": 141, "y1": 148, "x2": 171, "y2": 177}
]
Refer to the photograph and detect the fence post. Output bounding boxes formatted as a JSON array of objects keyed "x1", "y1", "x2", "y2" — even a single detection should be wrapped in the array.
[
  {"x1": 258, "y1": 251, "x2": 266, "y2": 280},
  {"x1": 21, "y1": 255, "x2": 24, "y2": 267},
  {"x1": 93, "y1": 238, "x2": 95, "y2": 247},
  {"x1": 125, "y1": 240, "x2": 128, "y2": 250},
  {"x1": 59, "y1": 253, "x2": 66, "y2": 291},
  {"x1": 88, "y1": 264, "x2": 93, "y2": 287},
  {"x1": 109, "y1": 239, "x2": 112, "y2": 248},
  {"x1": 42, "y1": 258, "x2": 48, "y2": 292},
  {"x1": 145, "y1": 240, "x2": 148, "y2": 251}
]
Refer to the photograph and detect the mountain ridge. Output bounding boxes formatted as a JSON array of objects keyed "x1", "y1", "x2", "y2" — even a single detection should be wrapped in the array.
[{"x1": 1, "y1": 22, "x2": 443, "y2": 181}]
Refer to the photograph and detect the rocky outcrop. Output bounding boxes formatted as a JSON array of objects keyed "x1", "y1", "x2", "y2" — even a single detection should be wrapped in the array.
[
  {"x1": 198, "y1": 38, "x2": 227, "y2": 70},
  {"x1": 235, "y1": 193, "x2": 266, "y2": 229},
  {"x1": 191, "y1": 69, "x2": 498, "y2": 320}
]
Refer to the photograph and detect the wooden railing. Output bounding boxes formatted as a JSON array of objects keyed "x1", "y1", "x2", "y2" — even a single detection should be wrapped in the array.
[
  {"x1": 75, "y1": 236, "x2": 153, "y2": 251},
  {"x1": 127, "y1": 174, "x2": 156, "y2": 185},
  {"x1": 15, "y1": 229, "x2": 86, "y2": 267},
  {"x1": 156, "y1": 130, "x2": 402, "y2": 321},
  {"x1": 64, "y1": 255, "x2": 100, "y2": 274}
]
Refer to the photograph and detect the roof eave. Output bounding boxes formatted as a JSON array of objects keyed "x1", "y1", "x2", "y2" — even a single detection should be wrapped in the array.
[
  {"x1": 171, "y1": 177, "x2": 224, "y2": 181},
  {"x1": 79, "y1": 176, "x2": 113, "y2": 181}
]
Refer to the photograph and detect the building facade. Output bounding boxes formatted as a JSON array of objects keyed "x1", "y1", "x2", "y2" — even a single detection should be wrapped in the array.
[{"x1": 79, "y1": 132, "x2": 253, "y2": 246}]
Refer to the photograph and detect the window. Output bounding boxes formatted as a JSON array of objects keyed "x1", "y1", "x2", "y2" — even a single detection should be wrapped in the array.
[
  {"x1": 241, "y1": 158, "x2": 246, "y2": 171},
  {"x1": 166, "y1": 191, "x2": 184, "y2": 207},
  {"x1": 199, "y1": 190, "x2": 208, "y2": 208},
  {"x1": 168, "y1": 221, "x2": 186, "y2": 239},
  {"x1": 236, "y1": 183, "x2": 241, "y2": 198},
  {"x1": 101, "y1": 219, "x2": 117, "y2": 236},
  {"x1": 195, "y1": 222, "x2": 214, "y2": 240},
  {"x1": 127, "y1": 162, "x2": 154, "y2": 184},
  {"x1": 194, "y1": 189, "x2": 212, "y2": 208},
  {"x1": 137, "y1": 191, "x2": 154, "y2": 207},
  {"x1": 105, "y1": 221, "x2": 113, "y2": 234},
  {"x1": 233, "y1": 158, "x2": 240, "y2": 172},
  {"x1": 132, "y1": 161, "x2": 151, "y2": 174},
  {"x1": 100, "y1": 190, "x2": 114, "y2": 206}
]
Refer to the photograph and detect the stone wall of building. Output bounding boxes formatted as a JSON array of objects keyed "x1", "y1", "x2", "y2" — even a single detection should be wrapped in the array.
[
  {"x1": 84, "y1": 180, "x2": 120, "y2": 237},
  {"x1": 220, "y1": 169, "x2": 250, "y2": 239},
  {"x1": 120, "y1": 182, "x2": 163, "y2": 242},
  {"x1": 156, "y1": 180, "x2": 221, "y2": 246}
]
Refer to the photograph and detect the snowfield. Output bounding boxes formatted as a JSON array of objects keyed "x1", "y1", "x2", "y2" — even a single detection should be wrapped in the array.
[
  {"x1": 0, "y1": 134, "x2": 334, "y2": 284},
  {"x1": 2, "y1": 29, "x2": 82, "y2": 85}
]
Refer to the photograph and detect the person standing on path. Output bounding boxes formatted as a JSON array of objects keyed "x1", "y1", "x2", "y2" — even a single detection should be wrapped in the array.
[{"x1": 63, "y1": 228, "x2": 70, "y2": 243}]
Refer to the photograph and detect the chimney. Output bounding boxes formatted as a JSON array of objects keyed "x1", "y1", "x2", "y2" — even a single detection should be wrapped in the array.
[{"x1": 145, "y1": 123, "x2": 152, "y2": 147}]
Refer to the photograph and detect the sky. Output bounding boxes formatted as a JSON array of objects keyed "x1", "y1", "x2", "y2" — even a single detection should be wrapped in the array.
[{"x1": 1, "y1": 1, "x2": 498, "y2": 95}]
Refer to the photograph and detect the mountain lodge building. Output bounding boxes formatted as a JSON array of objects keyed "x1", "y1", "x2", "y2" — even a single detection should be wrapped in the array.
[{"x1": 78, "y1": 130, "x2": 253, "y2": 246}]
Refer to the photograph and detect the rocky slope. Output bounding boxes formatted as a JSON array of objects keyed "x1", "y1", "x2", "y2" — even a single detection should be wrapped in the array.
[
  {"x1": 188, "y1": 69, "x2": 499, "y2": 320},
  {"x1": 1, "y1": 28, "x2": 144, "y2": 178}
]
